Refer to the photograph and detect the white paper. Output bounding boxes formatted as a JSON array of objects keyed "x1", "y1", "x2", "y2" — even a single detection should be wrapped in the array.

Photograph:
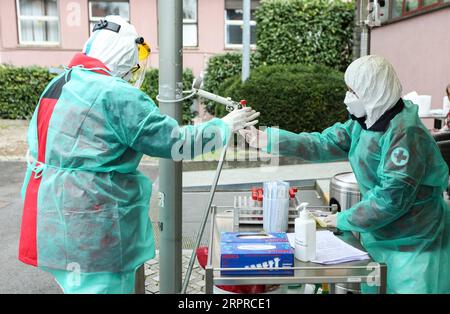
[{"x1": 287, "y1": 231, "x2": 369, "y2": 265}]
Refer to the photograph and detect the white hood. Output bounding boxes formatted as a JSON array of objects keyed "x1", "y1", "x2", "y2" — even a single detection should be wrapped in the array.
[
  {"x1": 344, "y1": 55, "x2": 403, "y2": 129},
  {"x1": 83, "y1": 15, "x2": 139, "y2": 79}
]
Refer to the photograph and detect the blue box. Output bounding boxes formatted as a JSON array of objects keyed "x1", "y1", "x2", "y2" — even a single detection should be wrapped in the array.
[
  {"x1": 221, "y1": 232, "x2": 290, "y2": 244},
  {"x1": 220, "y1": 240, "x2": 294, "y2": 276}
]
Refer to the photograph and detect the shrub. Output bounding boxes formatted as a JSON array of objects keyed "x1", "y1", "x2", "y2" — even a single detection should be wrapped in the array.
[
  {"x1": 256, "y1": 0, "x2": 355, "y2": 71},
  {"x1": 141, "y1": 68, "x2": 195, "y2": 124},
  {"x1": 203, "y1": 0, "x2": 354, "y2": 115},
  {"x1": 218, "y1": 63, "x2": 349, "y2": 133},
  {"x1": 0, "y1": 65, "x2": 195, "y2": 124},
  {"x1": 0, "y1": 65, "x2": 57, "y2": 119},
  {"x1": 202, "y1": 53, "x2": 261, "y2": 114}
]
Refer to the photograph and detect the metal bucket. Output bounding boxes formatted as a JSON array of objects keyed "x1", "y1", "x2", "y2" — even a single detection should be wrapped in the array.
[
  {"x1": 329, "y1": 172, "x2": 361, "y2": 213},
  {"x1": 329, "y1": 172, "x2": 361, "y2": 241},
  {"x1": 329, "y1": 172, "x2": 362, "y2": 294}
]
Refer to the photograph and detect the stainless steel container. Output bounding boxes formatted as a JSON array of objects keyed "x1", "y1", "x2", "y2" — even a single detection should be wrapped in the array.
[
  {"x1": 329, "y1": 172, "x2": 362, "y2": 294},
  {"x1": 329, "y1": 172, "x2": 361, "y2": 213}
]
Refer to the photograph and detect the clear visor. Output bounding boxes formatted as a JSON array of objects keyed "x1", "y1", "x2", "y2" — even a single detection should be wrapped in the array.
[
  {"x1": 128, "y1": 59, "x2": 148, "y2": 89},
  {"x1": 129, "y1": 42, "x2": 151, "y2": 88}
]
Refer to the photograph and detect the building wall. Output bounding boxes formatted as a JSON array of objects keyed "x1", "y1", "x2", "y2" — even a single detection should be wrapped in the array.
[
  {"x1": 0, "y1": 0, "x2": 89, "y2": 67},
  {"x1": 147, "y1": 0, "x2": 227, "y2": 75},
  {"x1": 371, "y1": 7, "x2": 450, "y2": 111},
  {"x1": 0, "y1": 0, "x2": 230, "y2": 75}
]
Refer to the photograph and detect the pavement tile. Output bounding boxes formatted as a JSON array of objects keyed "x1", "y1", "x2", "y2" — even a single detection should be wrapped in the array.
[{"x1": 142, "y1": 247, "x2": 209, "y2": 294}]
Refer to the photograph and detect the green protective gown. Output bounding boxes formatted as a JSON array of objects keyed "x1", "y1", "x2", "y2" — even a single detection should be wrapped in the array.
[
  {"x1": 265, "y1": 100, "x2": 450, "y2": 294},
  {"x1": 22, "y1": 66, "x2": 230, "y2": 293}
]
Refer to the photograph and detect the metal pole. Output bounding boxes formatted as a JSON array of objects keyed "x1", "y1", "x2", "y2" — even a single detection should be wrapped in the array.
[
  {"x1": 134, "y1": 265, "x2": 145, "y2": 294},
  {"x1": 360, "y1": 25, "x2": 370, "y2": 56},
  {"x1": 242, "y1": 0, "x2": 251, "y2": 82},
  {"x1": 359, "y1": 0, "x2": 371, "y2": 57},
  {"x1": 204, "y1": 205, "x2": 217, "y2": 294},
  {"x1": 379, "y1": 263, "x2": 388, "y2": 294},
  {"x1": 181, "y1": 133, "x2": 234, "y2": 294},
  {"x1": 352, "y1": 0, "x2": 361, "y2": 60},
  {"x1": 158, "y1": 0, "x2": 183, "y2": 294}
]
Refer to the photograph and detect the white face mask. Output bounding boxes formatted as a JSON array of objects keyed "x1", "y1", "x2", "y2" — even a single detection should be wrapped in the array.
[{"x1": 344, "y1": 91, "x2": 366, "y2": 118}]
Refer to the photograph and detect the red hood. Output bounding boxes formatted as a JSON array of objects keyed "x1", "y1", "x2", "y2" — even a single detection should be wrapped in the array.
[{"x1": 68, "y1": 53, "x2": 111, "y2": 76}]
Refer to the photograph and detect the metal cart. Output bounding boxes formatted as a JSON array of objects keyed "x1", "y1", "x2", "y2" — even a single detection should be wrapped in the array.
[{"x1": 204, "y1": 204, "x2": 387, "y2": 294}]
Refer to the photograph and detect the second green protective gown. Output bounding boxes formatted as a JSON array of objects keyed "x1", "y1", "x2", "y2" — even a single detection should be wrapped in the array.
[{"x1": 266, "y1": 100, "x2": 450, "y2": 294}]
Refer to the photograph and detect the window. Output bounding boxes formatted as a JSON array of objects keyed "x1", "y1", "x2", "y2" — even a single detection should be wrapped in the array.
[
  {"x1": 225, "y1": 0, "x2": 260, "y2": 48},
  {"x1": 183, "y1": 0, "x2": 198, "y2": 47},
  {"x1": 405, "y1": 0, "x2": 419, "y2": 12},
  {"x1": 17, "y1": 0, "x2": 59, "y2": 45},
  {"x1": 422, "y1": 0, "x2": 440, "y2": 6},
  {"x1": 379, "y1": 0, "x2": 391, "y2": 22},
  {"x1": 392, "y1": 0, "x2": 403, "y2": 17},
  {"x1": 89, "y1": 1, "x2": 130, "y2": 34},
  {"x1": 384, "y1": 0, "x2": 449, "y2": 21}
]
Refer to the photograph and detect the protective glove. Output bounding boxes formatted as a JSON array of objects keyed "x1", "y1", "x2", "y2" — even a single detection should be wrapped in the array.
[
  {"x1": 323, "y1": 213, "x2": 337, "y2": 228},
  {"x1": 221, "y1": 107, "x2": 260, "y2": 133},
  {"x1": 239, "y1": 126, "x2": 268, "y2": 150}
]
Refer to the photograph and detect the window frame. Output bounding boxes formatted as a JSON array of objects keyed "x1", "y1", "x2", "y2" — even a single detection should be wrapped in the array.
[
  {"x1": 403, "y1": 0, "x2": 444, "y2": 16},
  {"x1": 183, "y1": 0, "x2": 198, "y2": 48},
  {"x1": 224, "y1": 9, "x2": 257, "y2": 50},
  {"x1": 402, "y1": 0, "x2": 421, "y2": 15},
  {"x1": 16, "y1": 0, "x2": 60, "y2": 46},
  {"x1": 88, "y1": 0, "x2": 131, "y2": 35},
  {"x1": 383, "y1": 0, "x2": 450, "y2": 24}
]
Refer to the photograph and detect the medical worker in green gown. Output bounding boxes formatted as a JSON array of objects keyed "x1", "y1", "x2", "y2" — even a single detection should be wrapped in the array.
[
  {"x1": 241, "y1": 55, "x2": 450, "y2": 294},
  {"x1": 18, "y1": 16, "x2": 259, "y2": 294}
]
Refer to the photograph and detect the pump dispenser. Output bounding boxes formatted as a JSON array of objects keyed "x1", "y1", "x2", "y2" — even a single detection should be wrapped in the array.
[{"x1": 294, "y1": 203, "x2": 316, "y2": 262}]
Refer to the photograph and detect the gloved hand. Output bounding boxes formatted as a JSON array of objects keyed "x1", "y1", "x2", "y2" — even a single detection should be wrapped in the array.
[
  {"x1": 323, "y1": 214, "x2": 337, "y2": 228},
  {"x1": 239, "y1": 126, "x2": 268, "y2": 150},
  {"x1": 221, "y1": 107, "x2": 260, "y2": 133}
]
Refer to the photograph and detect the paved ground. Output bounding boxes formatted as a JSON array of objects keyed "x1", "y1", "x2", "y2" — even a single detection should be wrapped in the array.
[
  {"x1": 0, "y1": 120, "x2": 28, "y2": 160},
  {"x1": 0, "y1": 162, "x2": 60, "y2": 293},
  {"x1": 0, "y1": 160, "x2": 209, "y2": 294},
  {"x1": 145, "y1": 251, "x2": 206, "y2": 294}
]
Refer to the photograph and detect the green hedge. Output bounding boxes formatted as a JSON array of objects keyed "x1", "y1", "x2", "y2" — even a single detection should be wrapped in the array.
[
  {"x1": 202, "y1": 53, "x2": 261, "y2": 115},
  {"x1": 218, "y1": 63, "x2": 349, "y2": 133},
  {"x1": 203, "y1": 53, "x2": 261, "y2": 95},
  {"x1": 256, "y1": 0, "x2": 355, "y2": 71},
  {"x1": 203, "y1": 0, "x2": 354, "y2": 114},
  {"x1": 0, "y1": 65, "x2": 57, "y2": 119},
  {"x1": 140, "y1": 68, "x2": 195, "y2": 124},
  {"x1": 0, "y1": 66, "x2": 195, "y2": 124}
]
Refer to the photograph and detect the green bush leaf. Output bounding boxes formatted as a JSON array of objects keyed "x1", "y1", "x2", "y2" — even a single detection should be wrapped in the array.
[
  {"x1": 0, "y1": 65, "x2": 195, "y2": 124},
  {"x1": 217, "y1": 63, "x2": 349, "y2": 133}
]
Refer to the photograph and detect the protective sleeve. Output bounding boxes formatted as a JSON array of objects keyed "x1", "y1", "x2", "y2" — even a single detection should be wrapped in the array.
[
  {"x1": 264, "y1": 119, "x2": 355, "y2": 162},
  {"x1": 337, "y1": 126, "x2": 428, "y2": 233},
  {"x1": 103, "y1": 82, "x2": 231, "y2": 159}
]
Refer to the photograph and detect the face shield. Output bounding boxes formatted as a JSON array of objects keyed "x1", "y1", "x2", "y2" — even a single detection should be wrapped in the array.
[
  {"x1": 86, "y1": 18, "x2": 152, "y2": 86},
  {"x1": 126, "y1": 37, "x2": 151, "y2": 89}
]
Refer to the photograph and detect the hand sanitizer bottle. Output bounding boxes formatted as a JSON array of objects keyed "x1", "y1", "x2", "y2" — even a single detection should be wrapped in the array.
[{"x1": 295, "y1": 203, "x2": 316, "y2": 262}]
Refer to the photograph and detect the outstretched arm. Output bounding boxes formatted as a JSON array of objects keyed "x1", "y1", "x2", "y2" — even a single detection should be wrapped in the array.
[
  {"x1": 104, "y1": 83, "x2": 258, "y2": 159},
  {"x1": 265, "y1": 119, "x2": 355, "y2": 162}
]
